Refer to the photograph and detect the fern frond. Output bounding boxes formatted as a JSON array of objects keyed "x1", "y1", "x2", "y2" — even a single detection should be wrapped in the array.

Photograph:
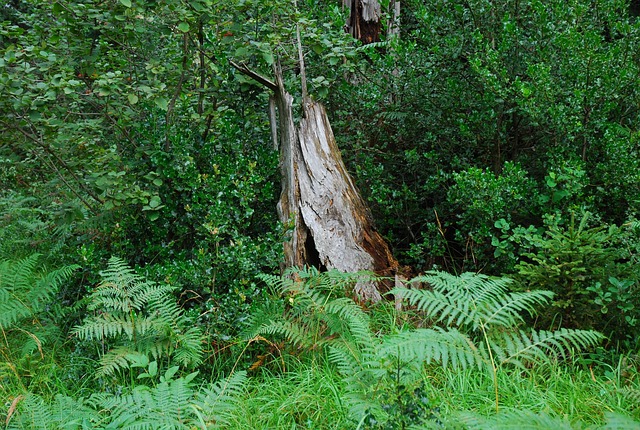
[
  {"x1": 75, "y1": 257, "x2": 204, "y2": 375},
  {"x1": 6, "y1": 393, "x2": 98, "y2": 430},
  {"x1": 241, "y1": 299, "x2": 284, "y2": 340},
  {"x1": 0, "y1": 254, "x2": 78, "y2": 330},
  {"x1": 399, "y1": 272, "x2": 532, "y2": 331},
  {"x1": 96, "y1": 347, "x2": 143, "y2": 378},
  {"x1": 602, "y1": 412, "x2": 640, "y2": 429},
  {"x1": 457, "y1": 409, "x2": 579, "y2": 429},
  {"x1": 324, "y1": 297, "x2": 372, "y2": 346},
  {"x1": 492, "y1": 328, "x2": 603, "y2": 368},
  {"x1": 379, "y1": 327, "x2": 487, "y2": 371},
  {"x1": 172, "y1": 327, "x2": 205, "y2": 367},
  {"x1": 395, "y1": 286, "x2": 476, "y2": 328},
  {"x1": 481, "y1": 290, "x2": 553, "y2": 328},
  {"x1": 617, "y1": 386, "x2": 640, "y2": 408},
  {"x1": 327, "y1": 342, "x2": 365, "y2": 377},
  {"x1": 194, "y1": 371, "x2": 248, "y2": 427},
  {"x1": 253, "y1": 319, "x2": 311, "y2": 348}
]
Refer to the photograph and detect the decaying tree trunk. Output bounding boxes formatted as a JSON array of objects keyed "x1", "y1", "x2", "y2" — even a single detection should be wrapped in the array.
[
  {"x1": 229, "y1": 0, "x2": 403, "y2": 301},
  {"x1": 229, "y1": 59, "x2": 400, "y2": 301},
  {"x1": 343, "y1": 0, "x2": 382, "y2": 44}
]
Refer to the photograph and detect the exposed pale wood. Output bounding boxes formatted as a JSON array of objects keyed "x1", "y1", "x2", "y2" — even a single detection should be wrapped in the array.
[
  {"x1": 231, "y1": 48, "x2": 400, "y2": 302},
  {"x1": 388, "y1": 0, "x2": 401, "y2": 38},
  {"x1": 360, "y1": 0, "x2": 381, "y2": 22},
  {"x1": 271, "y1": 61, "x2": 307, "y2": 270},
  {"x1": 296, "y1": 101, "x2": 398, "y2": 301},
  {"x1": 268, "y1": 95, "x2": 278, "y2": 150}
]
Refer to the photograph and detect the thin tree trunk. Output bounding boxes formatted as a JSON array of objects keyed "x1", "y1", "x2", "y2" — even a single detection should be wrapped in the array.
[{"x1": 388, "y1": 0, "x2": 400, "y2": 38}]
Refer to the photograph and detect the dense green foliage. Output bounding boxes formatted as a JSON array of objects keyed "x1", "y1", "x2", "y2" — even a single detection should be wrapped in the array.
[{"x1": 1, "y1": 0, "x2": 640, "y2": 427}]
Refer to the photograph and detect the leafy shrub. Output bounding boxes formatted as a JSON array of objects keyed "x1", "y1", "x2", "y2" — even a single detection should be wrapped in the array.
[
  {"x1": 504, "y1": 212, "x2": 640, "y2": 342},
  {"x1": 445, "y1": 162, "x2": 537, "y2": 271}
]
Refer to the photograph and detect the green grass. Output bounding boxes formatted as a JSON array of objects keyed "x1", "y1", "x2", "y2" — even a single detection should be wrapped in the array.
[
  {"x1": 225, "y1": 357, "x2": 351, "y2": 429},
  {"x1": 424, "y1": 363, "x2": 639, "y2": 425}
]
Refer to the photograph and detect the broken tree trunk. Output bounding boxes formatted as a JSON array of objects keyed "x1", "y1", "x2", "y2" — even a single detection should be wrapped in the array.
[
  {"x1": 343, "y1": 0, "x2": 382, "y2": 44},
  {"x1": 296, "y1": 99, "x2": 399, "y2": 301},
  {"x1": 230, "y1": 60, "x2": 399, "y2": 301}
]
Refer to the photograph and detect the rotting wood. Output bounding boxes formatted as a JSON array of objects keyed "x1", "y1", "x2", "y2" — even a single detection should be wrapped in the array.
[
  {"x1": 230, "y1": 26, "x2": 401, "y2": 301},
  {"x1": 231, "y1": 59, "x2": 401, "y2": 300},
  {"x1": 343, "y1": 0, "x2": 382, "y2": 44}
]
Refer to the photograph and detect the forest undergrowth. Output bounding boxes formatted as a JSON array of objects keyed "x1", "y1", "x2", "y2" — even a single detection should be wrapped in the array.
[
  {"x1": 3, "y1": 0, "x2": 640, "y2": 427},
  {"x1": 2, "y1": 262, "x2": 639, "y2": 429}
]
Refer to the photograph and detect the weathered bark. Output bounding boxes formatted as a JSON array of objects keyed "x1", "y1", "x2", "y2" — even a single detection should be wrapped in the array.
[
  {"x1": 296, "y1": 100, "x2": 398, "y2": 301},
  {"x1": 388, "y1": 0, "x2": 400, "y2": 38},
  {"x1": 230, "y1": 58, "x2": 399, "y2": 301},
  {"x1": 343, "y1": 0, "x2": 382, "y2": 44}
]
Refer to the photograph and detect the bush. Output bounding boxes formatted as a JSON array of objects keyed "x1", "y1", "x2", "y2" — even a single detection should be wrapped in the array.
[{"x1": 499, "y1": 212, "x2": 640, "y2": 343}]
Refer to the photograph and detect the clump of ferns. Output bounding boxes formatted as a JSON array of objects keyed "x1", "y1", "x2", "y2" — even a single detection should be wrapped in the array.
[
  {"x1": 246, "y1": 269, "x2": 603, "y2": 423},
  {"x1": 0, "y1": 254, "x2": 78, "y2": 390},
  {"x1": 385, "y1": 271, "x2": 604, "y2": 412},
  {"x1": 73, "y1": 257, "x2": 204, "y2": 379},
  {"x1": 5, "y1": 368, "x2": 247, "y2": 429},
  {"x1": 244, "y1": 267, "x2": 375, "y2": 363}
]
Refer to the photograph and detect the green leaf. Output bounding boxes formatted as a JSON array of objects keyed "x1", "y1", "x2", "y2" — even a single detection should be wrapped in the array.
[
  {"x1": 127, "y1": 94, "x2": 138, "y2": 104},
  {"x1": 261, "y1": 50, "x2": 274, "y2": 66},
  {"x1": 154, "y1": 97, "x2": 168, "y2": 111},
  {"x1": 52, "y1": 2, "x2": 64, "y2": 14},
  {"x1": 153, "y1": 178, "x2": 163, "y2": 186},
  {"x1": 119, "y1": 0, "x2": 132, "y2": 7},
  {"x1": 148, "y1": 195, "x2": 162, "y2": 208},
  {"x1": 148, "y1": 360, "x2": 158, "y2": 377},
  {"x1": 177, "y1": 22, "x2": 190, "y2": 33},
  {"x1": 163, "y1": 366, "x2": 179, "y2": 381}
]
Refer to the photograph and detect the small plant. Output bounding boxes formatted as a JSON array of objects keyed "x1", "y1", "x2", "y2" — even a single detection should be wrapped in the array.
[
  {"x1": 73, "y1": 257, "x2": 204, "y2": 377},
  {"x1": 511, "y1": 212, "x2": 639, "y2": 340},
  {"x1": 245, "y1": 267, "x2": 374, "y2": 354}
]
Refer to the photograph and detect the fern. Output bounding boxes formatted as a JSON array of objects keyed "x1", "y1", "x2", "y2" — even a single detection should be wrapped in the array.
[
  {"x1": 6, "y1": 372, "x2": 247, "y2": 429},
  {"x1": 453, "y1": 409, "x2": 640, "y2": 430},
  {"x1": 252, "y1": 270, "x2": 603, "y2": 424},
  {"x1": 6, "y1": 393, "x2": 98, "y2": 430},
  {"x1": 398, "y1": 272, "x2": 553, "y2": 331},
  {"x1": 92, "y1": 369, "x2": 247, "y2": 429},
  {"x1": 73, "y1": 257, "x2": 203, "y2": 377},
  {"x1": 0, "y1": 254, "x2": 78, "y2": 390},
  {"x1": 391, "y1": 271, "x2": 603, "y2": 412},
  {"x1": 247, "y1": 267, "x2": 373, "y2": 352},
  {"x1": 0, "y1": 254, "x2": 78, "y2": 331},
  {"x1": 393, "y1": 272, "x2": 603, "y2": 370},
  {"x1": 456, "y1": 409, "x2": 579, "y2": 429},
  {"x1": 193, "y1": 370, "x2": 248, "y2": 427}
]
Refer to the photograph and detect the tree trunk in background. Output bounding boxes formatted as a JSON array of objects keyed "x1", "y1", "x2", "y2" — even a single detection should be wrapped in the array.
[
  {"x1": 388, "y1": 0, "x2": 400, "y2": 38},
  {"x1": 343, "y1": 0, "x2": 382, "y2": 44}
]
